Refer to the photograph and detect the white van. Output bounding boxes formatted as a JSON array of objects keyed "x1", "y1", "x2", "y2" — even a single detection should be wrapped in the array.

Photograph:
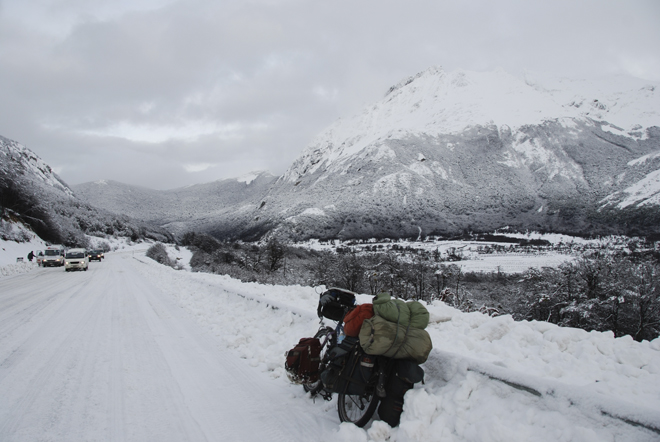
[
  {"x1": 42, "y1": 245, "x2": 66, "y2": 267},
  {"x1": 64, "y1": 248, "x2": 89, "y2": 272}
]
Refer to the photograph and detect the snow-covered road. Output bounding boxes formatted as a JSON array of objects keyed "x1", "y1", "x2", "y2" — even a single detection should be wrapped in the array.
[
  {"x1": 0, "y1": 251, "x2": 326, "y2": 442},
  {"x1": 1, "y1": 246, "x2": 659, "y2": 442}
]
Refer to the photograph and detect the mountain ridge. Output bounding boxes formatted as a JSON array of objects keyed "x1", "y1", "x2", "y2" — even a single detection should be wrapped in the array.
[
  {"x1": 29, "y1": 67, "x2": 660, "y2": 240},
  {"x1": 72, "y1": 172, "x2": 278, "y2": 236},
  {"x1": 0, "y1": 137, "x2": 172, "y2": 246},
  {"x1": 248, "y1": 68, "x2": 660, "y2": 240}
]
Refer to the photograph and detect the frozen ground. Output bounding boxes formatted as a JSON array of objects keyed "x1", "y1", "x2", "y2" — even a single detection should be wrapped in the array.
[{"x1": 1, "y1": 244, "x2": 659, "y2": 441}]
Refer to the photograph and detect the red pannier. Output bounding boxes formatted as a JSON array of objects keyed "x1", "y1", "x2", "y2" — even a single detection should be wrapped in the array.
[
  {"x1": 285, "y1": 337, "x2": 322, "y2": 384},
  {"x1": 343, "y1": 304, "x2": 374, "y2": 337}
]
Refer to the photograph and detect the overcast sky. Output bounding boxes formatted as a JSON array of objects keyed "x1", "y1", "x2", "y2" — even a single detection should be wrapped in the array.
[{"x1": 1, "y1": 0, "x2": 659, "y2": 190}]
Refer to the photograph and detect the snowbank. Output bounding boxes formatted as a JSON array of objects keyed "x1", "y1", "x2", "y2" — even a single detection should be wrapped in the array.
[
  {"x1": 0, "y1": 237, "x2": 45, "y2": 270},
  {"x1": 130, "y1": 250, "x2": 660, "y2": 442}
]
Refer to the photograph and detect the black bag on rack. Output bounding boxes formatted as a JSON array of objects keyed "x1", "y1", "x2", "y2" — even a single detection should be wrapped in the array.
[
  {"x1": 317, "y1": 288, "x2": 356, "y2": 321},
  {"x1": 320, "y1": 337, "x2": 375, "y2": 395}
]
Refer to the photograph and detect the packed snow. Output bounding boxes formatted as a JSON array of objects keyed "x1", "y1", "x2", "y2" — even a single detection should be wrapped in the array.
[{"x1": 1, "y1": 241, "x2": 659, "y2": 441}]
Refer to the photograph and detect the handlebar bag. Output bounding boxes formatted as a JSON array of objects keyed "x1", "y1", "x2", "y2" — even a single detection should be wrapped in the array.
[{"x1": 317, "y1": 288, "x2": 357, "y2": 321}]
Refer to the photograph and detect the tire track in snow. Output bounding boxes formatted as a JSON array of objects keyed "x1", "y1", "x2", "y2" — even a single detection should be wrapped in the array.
[
  {"x1": 0, "y1": 266, "x2": 104, "y2": 439},
  {"x1": 132, "y1": 257, "x2": 323, "y2": 442}
]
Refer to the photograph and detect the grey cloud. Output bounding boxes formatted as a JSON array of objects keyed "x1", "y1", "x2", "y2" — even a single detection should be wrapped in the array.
[{"x1": 0, "y1": 0, "x2": 658, "y2": 189}]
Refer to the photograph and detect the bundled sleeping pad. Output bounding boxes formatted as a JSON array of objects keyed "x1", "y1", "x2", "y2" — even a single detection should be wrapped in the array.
[
  {"x1": 372, "y1": 292, "x2": 429, "y2": 329},
  {"x1": 358, "y1": 293, "x2": 433, "y2": 364}
]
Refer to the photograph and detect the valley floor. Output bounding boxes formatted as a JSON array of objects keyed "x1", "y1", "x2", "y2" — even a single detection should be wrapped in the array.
[{"x1": 0, "y1": 247, "x2": 659, "y2": 441}]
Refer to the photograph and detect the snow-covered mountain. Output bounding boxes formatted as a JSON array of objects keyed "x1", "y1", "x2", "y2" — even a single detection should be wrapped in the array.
[
  {"x1": 73, "y1": 171, "x2": 277, "y2": 237},
  {"x1": 0, "y1": 136, "x2": 171, "y2": 246},
  {"x1": 68, "y1": 67, "x2": 660, "y2": 240},
  {"x1": 243, "y1": 68, "x2": 660, "y2": 240}
]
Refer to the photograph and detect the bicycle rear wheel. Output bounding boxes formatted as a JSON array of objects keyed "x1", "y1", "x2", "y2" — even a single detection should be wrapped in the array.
[{"x1": 337, "y1": 390, "x2": 380, "y2": 427}]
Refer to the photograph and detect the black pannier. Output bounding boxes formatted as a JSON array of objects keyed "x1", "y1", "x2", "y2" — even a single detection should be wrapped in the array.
[
  {"x1": 320, "y1": 336, "x2": 375, "y2": 395},
  {"x1": 317, "y1": 287, "x2": 356, "y2": 321}
]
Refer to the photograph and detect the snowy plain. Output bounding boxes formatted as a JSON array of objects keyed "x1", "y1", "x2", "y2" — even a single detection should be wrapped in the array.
[{"x1": 1, "y1": 238, "x2": 659, "y2": 441}]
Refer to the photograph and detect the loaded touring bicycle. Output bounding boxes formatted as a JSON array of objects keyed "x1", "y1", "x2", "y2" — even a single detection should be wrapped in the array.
[{"x1": 285, "y1": 288, "x2": 429, "y2": 428}]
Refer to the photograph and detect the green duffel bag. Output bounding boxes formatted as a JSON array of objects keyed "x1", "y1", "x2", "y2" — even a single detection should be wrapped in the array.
[{"x1": 358, "y1": 315, "x2": 432, "y2": 364}]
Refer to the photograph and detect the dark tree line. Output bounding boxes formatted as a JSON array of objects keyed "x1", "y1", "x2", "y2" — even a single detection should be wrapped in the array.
[
  {"x1": 512, "y1": 253, "x2": 660, "y2": 341},
  {"x1": 180, "y1": 232, "x2": 293, "y2": 283}
]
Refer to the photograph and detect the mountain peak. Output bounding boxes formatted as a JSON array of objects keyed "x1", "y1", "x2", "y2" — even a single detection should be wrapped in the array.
[
  {"x1": 385, "y1": 65, "x2": 447, "y2": 97},
  {"x1": 283, "y1": 67, "x2": 659, "y2": 184},
  {"x1": 0, "y1": 136, "x2": 74, "y2": 198}
]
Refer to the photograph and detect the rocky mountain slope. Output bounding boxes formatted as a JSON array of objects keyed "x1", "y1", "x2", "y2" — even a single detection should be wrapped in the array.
[{"x1": 0, "y1": 136, "x2": 171, "y2": 246}]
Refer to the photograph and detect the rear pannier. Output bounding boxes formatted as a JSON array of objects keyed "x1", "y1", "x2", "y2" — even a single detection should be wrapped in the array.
[
  {"x1": 320, "y1": 336, "x2": 375, "y2": 395},
  {"x1": 358, "y1": 293, "x2": 433, "y2": 364}
]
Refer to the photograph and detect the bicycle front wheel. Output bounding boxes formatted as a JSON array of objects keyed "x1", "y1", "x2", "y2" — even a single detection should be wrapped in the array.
[{"x1": 337, "y1": 391, "x2": 380, "y2": 427}]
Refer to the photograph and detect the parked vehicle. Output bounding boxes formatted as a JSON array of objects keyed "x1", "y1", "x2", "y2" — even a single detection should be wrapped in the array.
[
  {"x1": 42, "y1": 245, "x2": 66, "y2": 267},
  {"x1": 88, "y1": 249, "x2": 104, "y2": 261},
  {"x1": 64, "y1": 248, "x2": 89, "y2": 272}
]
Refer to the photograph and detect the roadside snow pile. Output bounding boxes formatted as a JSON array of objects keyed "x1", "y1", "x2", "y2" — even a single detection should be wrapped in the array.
[
  {"x1": 0, "y1": 261, "x2": 37, "y2": 278},
  {"x1": 131, "y1": 252, "x2": 660, "y2": 442},
  {"x1": 425, "y1": 304, "x2": 660, "y2": 409},
  {"x1": 163, "y1": 244, "x2": 193, "y2": 271},
  {"x1": 0, "y1": 236, "x2": 46, "y2": 270}
]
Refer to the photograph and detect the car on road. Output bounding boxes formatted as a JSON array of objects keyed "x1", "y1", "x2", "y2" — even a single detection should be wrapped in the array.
[
  {"x1": 42, "y1": 245, "x2": 66, "y2": 267},
  {"x1": 64, "y1": 248, "x2": 89, "y2": 272},
  {"x1": 88, "y1": 249, "x2": 104, "y2": 261}
]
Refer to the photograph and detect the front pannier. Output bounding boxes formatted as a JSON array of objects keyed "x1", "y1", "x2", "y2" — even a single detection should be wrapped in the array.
[{"x1": 285, "y1": 337, "x2": 322, "y2": 384}]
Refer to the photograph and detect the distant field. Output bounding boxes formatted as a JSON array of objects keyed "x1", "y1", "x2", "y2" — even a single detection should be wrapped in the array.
[
  {"x1": 455, "y1": 253, "x2": 574, "y2": 274},
  {"x1": 298, "y1": 232, "x2": 636, "y2": 274}
]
